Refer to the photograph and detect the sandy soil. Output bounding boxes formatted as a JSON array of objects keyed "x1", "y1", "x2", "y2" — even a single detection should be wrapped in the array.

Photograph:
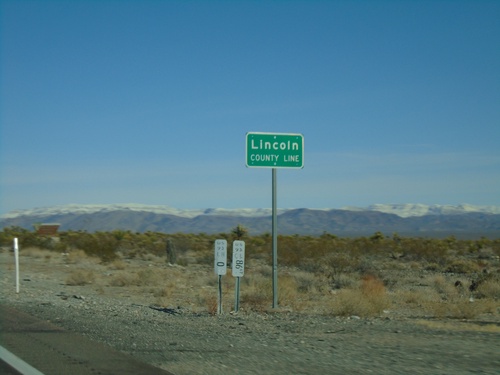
[{"x1": 1, "y1": 249, "x2": 499, "y2": 375}]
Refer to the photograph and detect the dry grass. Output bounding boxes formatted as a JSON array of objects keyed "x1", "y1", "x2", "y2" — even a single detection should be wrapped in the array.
[
  {"x1": 108, "y1": 259, "x2": 127, "y2": 270},
  {"x1": 20, "y1": 247, "x2": 54, "y2": 261},
  {"x1": 108, "y1": 272, "x2": 139, "y2": 287},
  {"x1": 422, "y1": 298, "x2": 497, "y2": 319},
  {"x1": 394, "y1": 289, "x2": 432, "y2": 306},
  {"x1": 327, "y1": 275, "x2": 391, "y2": 317},
  {"x1": 107, "y1": 268, "x2": 167, "y2": 287},
  {"x1": 65, "y1": 249, "x2": 89, "y2": 264},
  {"x1": 92, "y1": 257, "x2": 500, "y2": 318},
  {"x1": 241, "y1": 275, "x2": 272, "y2": 312},
  {"x1": 477, "y1": 279, "x2": 500, "y2": 299},
  {"x1": 205, "y1": 294, "x2": 219, "y2": 315},
  {"x1": 152, "y1": 279, "x2": 179, "y2": 306},
  {"x1": 406, "y1": 274, "x2": 499, "y2": 319},
  {"x1": 415, "y1": 319, "x2": 500, "y2": 333},
  {"x1": 14, "y1": 241, "x2": 499, "y2": 319},
  {"x1": 65, "y1": 269, "x2": 96, "y2": 286}
]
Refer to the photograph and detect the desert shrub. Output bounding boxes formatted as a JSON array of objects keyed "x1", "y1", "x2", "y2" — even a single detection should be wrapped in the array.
[
  {"x1": 361, "y1": 274, "x2": 383, "y2": 292},
  {"x1": 65, "y1": 269, "x2": 95, "y2": 286},
  {"x1": 325, "y1": 253, "x2": 359, "y2": 277},
  {"x1": 153, "y1": 282, "x2": 176, "y2": 298},
  {"x1": 231, "y1": 224, "x2": 248, "y2": 240},
  {"x1": 278, "y1": 236, "x2": 306, "y2": 267},
  {"x1": 241, "y1": 276, "x2": 272, "y2": 312},
  {"x1": 107, "y1": 258, "x2": 127, "y2": 270},
  {"x1": 66, "y1": 232, "x2": 118, "y2": 261},
  {"x1": 491, "y1": 239, "x2": 500, "y2": 256},
  {"x1": 329, "y1": 275, "x2": 390, "y2": 317},
  {"x1": 402, "y1": 238, "x2": 449, "y2": 263},
  {"x1": 153, "y1": 281, "x2": 177, "y2": 307},
  {"x1": 294, "y1": 271, "x2": 319, "y2": 293},
  {"x1": 300, "y1": 259, "x2": 323, "y2": 273},
  {"x1": 124, "y1": 269, "x2": 165, "y2": 286},
  {"x1": 330, "y1": 272, "x2": 358, "y2": 290},
  {"x1": 445, "y1": 259, "x2": 481, "y2": 274},
  {"x1": 395, "y1": 289, "x2": 432, "y2": 306},
  {"x1": 250, "y1": 264, "x2": 272, "y2": 278},
  {"x1": 204, "y1": 294, "x2": 219, "y2": 315},
  {"x1": 176, "y1": 257, "x2": 189, "y2": 266},
  {"x1": 421, "y1": 273, "x2": 498, "y2": 318},
  {"x1": 330, "y1": 288, "x2": 389, "y2": 317},
  {"x1": 20, "y1": 247, "x2": 52, "y2": 259},
  {"x1": 424, "y1": 262, "x2": 441, "y2": 271},
  {"x1": 195, "y1": 250, "x2": 215, "y2": 266},
  {"x1": 65, "y1": 249, "x2": 89, "y2": 264},
  {"x1": 108, "y1": 269, "x2": 166, "y2": 287},
  {"x1": 423, "y1": 299, "x2": 497, "y2": 319},
  {"x1": 476, "y1": 278, "x2": 500, "y2": 299},
  {"x1": 431, "y1": 275, "x2": 461, "y2": 298},
  {"x1": 0, "y1": 226, "x2": 56, "y2": 249},
  {"x1": 323, "y1": 253, "x2": 360, "y2": 289},
  {"x1": 140, "y1": 253, "x2": 160, "y2": 262},
  {"x1": 277, "y1": 235, "x2": 332, "y2": 269},
  {"x1": 277, "y1": 275, "x2": 301, "y2": 307},
  {"x1": 108, "y1": 272, "x2": 138, "y2": 287}
]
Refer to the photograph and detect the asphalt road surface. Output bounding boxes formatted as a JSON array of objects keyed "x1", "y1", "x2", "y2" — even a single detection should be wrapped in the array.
[{"x1": 0, "y1": 304, "x2": 174, "y2": 375}]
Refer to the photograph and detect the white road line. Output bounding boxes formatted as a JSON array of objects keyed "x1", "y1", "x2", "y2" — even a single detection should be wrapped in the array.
[{"x1": 0, "y1": 345, "x2": 45, "y2": 375}]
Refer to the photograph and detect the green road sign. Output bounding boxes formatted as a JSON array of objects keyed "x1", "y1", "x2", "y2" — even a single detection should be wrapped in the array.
[{"x1": 246, "y1": 132, "x2": 304, "y2": 168}]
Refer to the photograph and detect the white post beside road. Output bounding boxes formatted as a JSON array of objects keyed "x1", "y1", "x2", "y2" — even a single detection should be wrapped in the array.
[
  {"x1": 214, "y1": 239, "x2": 227, "y2": 314},
  {"x1": 232, "y1": 240, "x2": 245, "y2": 312},
  {"x1": 14, "y1": 238, "x2": 19, "y2": 293}
]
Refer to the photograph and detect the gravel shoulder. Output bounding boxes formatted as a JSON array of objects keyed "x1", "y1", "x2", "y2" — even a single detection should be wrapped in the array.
[{"x1": 1, "y1": 250, "x2": 499, "y2": 375}]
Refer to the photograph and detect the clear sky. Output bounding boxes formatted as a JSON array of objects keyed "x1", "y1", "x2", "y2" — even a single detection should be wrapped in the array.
[{"x1": 1, "y1": 0, "x2": 499, "y2": 214}]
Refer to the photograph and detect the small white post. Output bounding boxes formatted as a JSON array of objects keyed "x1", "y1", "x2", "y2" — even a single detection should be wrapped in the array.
[
  {"x1": 14, "y1": 238, "x2": 20, "y2": 293},
  {"x1": 214, "y1": 239, "x2": 227, "y2": 315},
  {"x1": 232, "y1": 240, "x2": 245, "y2": 313}
]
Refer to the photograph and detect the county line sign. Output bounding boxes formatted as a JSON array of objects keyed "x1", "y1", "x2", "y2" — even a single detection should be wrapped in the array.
[{"x1": 246, "y1": 132, "x2": 304, "y2": 168}]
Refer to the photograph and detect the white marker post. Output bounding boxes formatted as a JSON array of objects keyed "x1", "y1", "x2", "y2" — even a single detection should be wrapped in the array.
[
  {"x1": 13, "y1": 238, "x2": 19, "y2": 293},
  {"x1": 232, "y1": 240, "x2": 245, "y2": 312},
  {"x1": 214, "y1": 239, "x2": 227, "y2": 314}
]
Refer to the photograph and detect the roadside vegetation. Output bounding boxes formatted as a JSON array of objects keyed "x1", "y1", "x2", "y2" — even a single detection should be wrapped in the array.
[{"x1": 1, "y1": 226, "x2": 499, "y2": 319}]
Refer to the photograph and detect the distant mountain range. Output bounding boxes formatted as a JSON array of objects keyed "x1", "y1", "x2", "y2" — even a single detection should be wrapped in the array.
[{"x1": 1, "y1": 203, "x2": 500, "y2": 238}]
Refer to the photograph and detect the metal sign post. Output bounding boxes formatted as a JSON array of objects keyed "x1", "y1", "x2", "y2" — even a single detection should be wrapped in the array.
[
  {"x1": 14, "y1": 238, "x2": 19, "y2": 294},
  {"x1": 246, "y1": 132, "x2": 304, "y2": 309},
  {"x1": 214, "y1": 239, "x2": 227, "y2": 314},
  {"x1": 272, "y1": 169, "x2": 278, "y2": 308},
  {"x1": 232, "y1": 240, "x2": 245, "y2": 312}
]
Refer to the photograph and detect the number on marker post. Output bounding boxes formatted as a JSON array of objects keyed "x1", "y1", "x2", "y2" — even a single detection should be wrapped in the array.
[
  {"x1": 214, "y1": 239, "x2": 227, "y2": 275},
  {"x1": 232, "y1": 240, "x2": 245, "y2": 277}
]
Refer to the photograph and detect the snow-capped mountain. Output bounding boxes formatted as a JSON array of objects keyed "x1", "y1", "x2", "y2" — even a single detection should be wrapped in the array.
[
  {"x1": 2, "y1": 203, "x2": 499, "y2": 220},
  {"x1": 0, "y1": 204, "x2": 290, "y2": 220},
  {"x1": 343, "y1": 203, "x2": 500, "y2": 218},
  {"x1": 1, "y1": 203, "x2": 499, "y2": 237}
]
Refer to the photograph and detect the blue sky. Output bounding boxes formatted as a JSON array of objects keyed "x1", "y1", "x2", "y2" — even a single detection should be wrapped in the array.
[{"x1": 1, "y1": 0, "x2": 499, "y2": 214}]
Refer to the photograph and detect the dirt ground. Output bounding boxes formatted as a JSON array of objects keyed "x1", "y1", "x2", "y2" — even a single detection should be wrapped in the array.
[{"x1": 1, "y1": 248, "x2": 499, "y2": 375}]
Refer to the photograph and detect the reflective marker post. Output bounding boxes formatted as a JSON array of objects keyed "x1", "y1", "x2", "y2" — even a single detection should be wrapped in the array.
[
  {"x1": 214, "y1": 239, "x2": 227, "y2": 314},
  {"x1": 232, "y1": 240, "x2": 245, "y2": 312},
  {"x1": 14, "y1": 238, "x2": 19, "y2": 294}
]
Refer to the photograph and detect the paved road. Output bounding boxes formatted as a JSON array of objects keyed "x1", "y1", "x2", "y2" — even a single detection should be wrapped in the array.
[
  {"x1": 0, "y1": 359, "x2": 22, "y2": 375},
  {"x1": 0, "y1": 304, "x2": 174, "y2": 375}
]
